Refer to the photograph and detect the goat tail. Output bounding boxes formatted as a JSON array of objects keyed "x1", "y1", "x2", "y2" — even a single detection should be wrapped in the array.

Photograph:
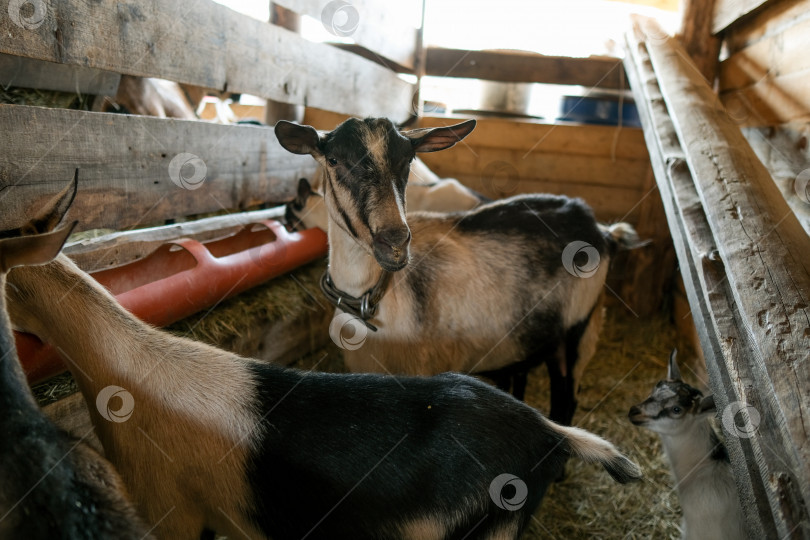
[
  {"x1": 553, "y1": 423, "x2": 643, "y2": 484},
  {"x1": 600, "y1": 222, "x2": 649, "y2": 253}
]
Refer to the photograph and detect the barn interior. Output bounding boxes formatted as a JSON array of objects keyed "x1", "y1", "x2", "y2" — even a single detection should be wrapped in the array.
[{"x1": 1, "y1": 0, "x2": 808, "y2": 538}]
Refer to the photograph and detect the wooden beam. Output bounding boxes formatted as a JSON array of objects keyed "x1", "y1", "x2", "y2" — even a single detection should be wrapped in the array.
[
  {"x1": 632, "y1": 16, "x2": 810, "y2": 536},
  {"x1": 0, "y1": 53, "x2": 120, "y2": 95},
  {"x1": 265, "y1": 3, "x2": 304, "y2": 125},
  {"x1": 0, "y1": 105, "x2": 317, "y2": 232},
  {"x1": 677, "y1": 0, "x2": 721, "y2": 83},
  {"x1": 65, "y1": 207, "x2": 285, "y2": 272},
  {"x1": 0, "y1": 0, "x2": 413, "y2": 120},
  {"x1": 712, "y1": 0, "x2": 772, "y2": 33},
  {"x1": 272, "y1": 0, "x2": 419, "y2": 69},
  {"x1": 424, "y1": 48, "x2": 626, "y2": 90}
]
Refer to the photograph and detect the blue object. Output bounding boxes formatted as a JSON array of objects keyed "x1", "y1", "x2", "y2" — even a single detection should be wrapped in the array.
[{"x1": 558, "y1": 95, "x2": 641, "y2": 127}]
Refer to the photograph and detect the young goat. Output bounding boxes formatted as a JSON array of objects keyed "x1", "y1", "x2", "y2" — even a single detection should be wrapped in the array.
[
  {"x1": 0, "y1": 180, "x2": 151, "y2": 539},
  {"x1": 286, "y1": 158, "x2": 487, "y2": 232},
  {"x1": 629, "y1": 350, "x2": 744, "y2": 540},
  {"x1": 275, "y1": 117, "x2": 643, "y2": 424},
  {"x1": 7, "y1": 176, "x2": 642, "y2": 539}
]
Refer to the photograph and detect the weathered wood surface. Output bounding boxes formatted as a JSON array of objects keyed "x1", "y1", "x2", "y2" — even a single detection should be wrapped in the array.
[
  {"x1": 0, "y1": 0, "x2": 413, "y2": 120},
  {"x1": 0, "y1": 53, "x2": 120, "y2": 95},
  {"x1": 713, "y1": 0, "x2": 772, "y2": 32},
  {"x1": 273, "y1": 0, "x2": 419, "y2": 69},
  {"x1": 0, "y1": 105, "x2": 317, "y2": 232},
  {"x1": 678, "y1": 0, "x2": 721, "y2": 83},
  {"x1": 719, "y1": 0, "x2": 810, "y2": 126},
  {"x1": 625, "y1": 32, "x2": 781, "y2": 538},
  {"x1": 65, "y1": 207, "x2": 286, "y2": 272},
  {"x1": 424, "y1": 47, "x2": 627, "y2": 90},
  {"x1": 630, "y1": 17, "x2": 810, "y2": 538}
]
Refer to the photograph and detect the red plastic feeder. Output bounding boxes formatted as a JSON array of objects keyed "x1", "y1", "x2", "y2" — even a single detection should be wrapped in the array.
[{"x1": 16, "y1": 220, "x2": 328, "y2": 384}]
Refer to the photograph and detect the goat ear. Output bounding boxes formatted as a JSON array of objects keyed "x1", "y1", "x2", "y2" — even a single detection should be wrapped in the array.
[
  {"x1": 24, "y1": 169, "x2": 79, "y2": 235},
  {"x1": 697, "y1": 394, "x2": 716, "y2": 414},
  {"x1": 275, "y1": 121, "x2": 322, "y2": 156},
  {"x1": 0, "y1": 221, "x2": 76, "y2": 273},
  {"x1": 404, "y1": 119, "x2": 476, "y2": 153},
  {"x1": 297, "y1": 178, "x2": 313, "y2": 200},
  {"x1": 667, "y1": 348, "x2": 682, "y2": 381}
]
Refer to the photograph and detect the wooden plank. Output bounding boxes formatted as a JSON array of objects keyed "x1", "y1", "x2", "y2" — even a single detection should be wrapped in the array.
[
  {"x1": 0, "y1": 53, "x2": 120, "y2": 95},
  {"x1": 719, "y1": 74, "x2": 810, "y2": 126},
  {"x1": 424, "y1": 48, "x2": 627, "y2": 90},
  {"x1": 636, "y1": 17, "x2": 810, "y2": 533},
  {"x1": 272, "y1": 0, "x2": 419, "y2": 69},
  {"x1": 723, "y1": 0, "x2": 810, "y2": 55},
  {"x1": 624, "y1": 31, "x2": 783, "y2": 537},
  {"x1": 0, "y1": 0, "x2": 413, "y2": 120},
  {"x1": 417, "y1": 146, "x2": 651, "y2": 190},
  {"x1": 720, "y1": 16, "x2": 810, "y2": 92},
  {"x1": 418, "y1": 116, "x2": 650, "y2": 160},
  {"x1": 0, "y1": 105, "x2": 317, "y2": 232},
  {"x1": 678, "y1": 0, "x2": 721, "y2": 82},
  {"x1": 65, "y1": 207, "x2": 286, "y2": 272},
  {"x1": 740, "y1": 124, "x2": 810, "y2": 236},
  {"x1": 713, "y1": 0, "x2": 772, "y2": 33}
]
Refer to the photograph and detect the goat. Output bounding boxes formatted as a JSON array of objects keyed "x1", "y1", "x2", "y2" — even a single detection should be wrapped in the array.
[
  {"x1": 629, "y1": 350, "x2": 744, "y2": 540},
  {"x1": 285, "y1": 160, "x2": 488, "y2": 232},
  {"x1": 0, "y1": 178, "x2": 152, "y2": 539},
  {"x1": 275, "y1": 117, "x2": 643, "y2": 424},
  {"x1": 7, "y1": 174, "x2": 642, "y2": 539},
  {"x1": 102, "y1": 75, "x2": 197, "y2": 119}
]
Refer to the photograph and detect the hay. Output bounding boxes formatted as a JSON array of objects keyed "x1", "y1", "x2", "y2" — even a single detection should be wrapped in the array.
[{"x1": 0, "y1": 87, "x2": 93, "y2": 110}]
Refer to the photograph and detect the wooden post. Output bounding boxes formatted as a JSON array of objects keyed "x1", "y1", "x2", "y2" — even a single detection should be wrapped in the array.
[
  {"x1": 265, "y1": 2, "x2": 304, "y2": 125},
  {"x1": 677, "y1": 0, "x2": 722, "y2": 84},
  {"x1": 626, "y1": 16, "x2": 810, "y2": 538}
]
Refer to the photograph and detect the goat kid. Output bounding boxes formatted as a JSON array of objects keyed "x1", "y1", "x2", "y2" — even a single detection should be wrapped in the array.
[
  {"x1": 275, "y1": 117, "x2": 643, "y2": 424},
  {"x1": 7, "y1": 175, "x2": 642, "y2": 540},
  {"x1": 629, "y1": 350, "x2": 744, "y2": 540},
  {"x1": 0, "y1": 177, "x2": 152, "y2": 539}
]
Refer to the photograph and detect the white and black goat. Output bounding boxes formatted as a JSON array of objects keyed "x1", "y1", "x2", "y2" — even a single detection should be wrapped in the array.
[
  {"x1": 0, "y1": 178, "x2": 151, "y2": 539},
  {"x1": 275, "y1": 117, "x2": 643, "y2": 424},
  {"x1": 629, "y1": 350, "x2": 744, "y2": 540},
  {"x1": 6, "y1": 173, "x2": 642, "y2": 539}
]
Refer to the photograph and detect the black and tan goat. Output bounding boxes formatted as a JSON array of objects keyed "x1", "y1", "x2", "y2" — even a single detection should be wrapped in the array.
[
  {"x1": 275, "y1": 117, "x2": 643, "y2": 424},
  {"x1": 7, "y1": 174, "x2": 642, "y2": 539},
  {"x1": 0, "y1": 179, "x2": 151, "y2": 539},
  {"x1": 629, "y1": 350, "x2": 744, "y2": 540}
]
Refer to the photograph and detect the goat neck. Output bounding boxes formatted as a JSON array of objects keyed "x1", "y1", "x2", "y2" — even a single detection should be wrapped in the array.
[
  {"x1": 326, "y1": 217, "x2": 387, "y2": 297},
  {"x1": 659, "y1": 418, "x2": 721, "y2": 484}
]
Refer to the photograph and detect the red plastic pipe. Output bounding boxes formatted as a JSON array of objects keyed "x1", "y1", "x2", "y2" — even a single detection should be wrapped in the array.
[{"x1": 15, "y1": 220, "x2": 328, "y2": 384}]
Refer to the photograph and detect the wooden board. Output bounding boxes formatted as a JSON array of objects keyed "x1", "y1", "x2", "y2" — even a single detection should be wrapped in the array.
[
  {"x1": 0, "y1": 105, "x2": 317, "y2": 232},
  {"x1": 719, "y1": 74, "x2": 810, "y2": 126},
  {"x1": 713, "y1": 0, "x2": 772, "y2": 33},
  {"x1": 635, "y1": 17, "x2": 810, "y2": 535},
  {"x1": 0, "y1": 0, "x2": 413, "y2": 120},
  {"x1": 625, "y1": 27, "x2": 791, "y2": 537},
  {"x1": 272, "y1": 0, "x2": 419, "y2": 69},
  {"x1": 424, "y1": 48, "x2": 627, "y2": 90},
  {"x1": 722, "y1": 0, "x2": 810, "y2": 54},
  {"x1": 0, "y1": 53, "x2": 120, "y2": 95}
]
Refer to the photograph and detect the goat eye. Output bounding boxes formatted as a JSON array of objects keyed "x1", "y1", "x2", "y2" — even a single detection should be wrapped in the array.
[
  {"x1": 671, "y1": 406, "x2": 682, "y2": 414},
  {"x1": 327, "y1": 157, "x2": 339, "y2": 167}
]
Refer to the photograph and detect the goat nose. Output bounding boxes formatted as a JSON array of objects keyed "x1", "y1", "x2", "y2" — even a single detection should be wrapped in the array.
[
  {"x1": 372, "y1": 228, "x2": 412, "y2": 272},
  {"x1": 375, "y1": 228, "x2": 411, "y2": 251},
  {"x1": 628, "y1": 406, "x2": 641, "y2": 418}
]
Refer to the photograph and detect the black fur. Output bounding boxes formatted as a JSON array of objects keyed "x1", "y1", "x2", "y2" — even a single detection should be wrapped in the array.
[{"x1": 244, "y1": 365, "x2": 574, "y2": 540}]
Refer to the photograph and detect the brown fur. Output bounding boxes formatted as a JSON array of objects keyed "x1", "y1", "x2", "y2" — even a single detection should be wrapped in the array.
[{"x1": 7, "y1": 256, "x2": 265, "y2": 539}]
